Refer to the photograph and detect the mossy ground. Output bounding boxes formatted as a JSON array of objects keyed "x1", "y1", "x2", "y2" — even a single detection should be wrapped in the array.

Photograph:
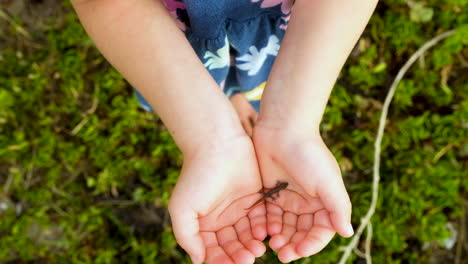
[{"x1": 0, "y1": 0, "x2": 467, "y2": 263}]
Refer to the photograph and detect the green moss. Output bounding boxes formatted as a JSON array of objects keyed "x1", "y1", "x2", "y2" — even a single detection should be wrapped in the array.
[{"x1": 0, "y1": 0, "x2": 467, "y2": 263}]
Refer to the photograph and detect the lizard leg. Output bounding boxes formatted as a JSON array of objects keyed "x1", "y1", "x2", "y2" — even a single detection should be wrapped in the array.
[{"x1": 272, "y1": 192, "x2": 282, "y2": 201}]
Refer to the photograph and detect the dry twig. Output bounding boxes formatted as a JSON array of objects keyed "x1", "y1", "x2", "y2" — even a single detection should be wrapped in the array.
[
  {"x1": 338, "y1": 29, "x2": 457, "y2": 264},
  {"x1": 365, "y1": 222, "x2": 373, "y2": 264},
  {"x1": 0, "y1": 9, "x2": 31, "y2": 38},
  {"x1": 353, "y1": 248, "x2": 366, "y2": 259},
  {"x1": 71, "y1": 84, "x2": 100, "y2": 135}
]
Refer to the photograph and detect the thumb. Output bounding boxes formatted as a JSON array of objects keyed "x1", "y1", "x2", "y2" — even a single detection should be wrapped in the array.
[
  {"x1": 317, "y1": 178, "x2": 354, "y2": 238},
  {"x1": 169, "y1": 202, "x2": 205, "y2": 264}
]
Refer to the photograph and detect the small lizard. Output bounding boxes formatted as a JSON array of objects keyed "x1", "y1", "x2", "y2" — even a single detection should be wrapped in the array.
[{"x1": 245, "y1": 181, "x2": 288, "y2": 210}]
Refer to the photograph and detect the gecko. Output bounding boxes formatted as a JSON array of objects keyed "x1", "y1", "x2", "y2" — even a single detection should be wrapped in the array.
[{"x1": 245, "y1": 181, "x2": 288, "y2": 210}]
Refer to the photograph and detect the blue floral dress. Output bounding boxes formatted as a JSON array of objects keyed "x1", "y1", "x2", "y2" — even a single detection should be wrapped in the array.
[{"x1": 136, "y1": 0, "x2": 294, "y2": 112}]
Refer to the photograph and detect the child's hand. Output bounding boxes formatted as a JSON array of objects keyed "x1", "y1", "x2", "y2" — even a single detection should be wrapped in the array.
[
  {"x1": 252, "y1": 125, "x2": 354, "y2": 263},
  {"x1": 169, "y1": 136, "x2": 267, "y2": 264}
]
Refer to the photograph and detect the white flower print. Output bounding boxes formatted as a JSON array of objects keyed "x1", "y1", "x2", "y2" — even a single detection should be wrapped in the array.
[
  {"x1": 203, "y1": 37, "x2": 230, "y2": 70},
  {"x1": 236, "y1": 35, "x2": 280, "y2": 76}
]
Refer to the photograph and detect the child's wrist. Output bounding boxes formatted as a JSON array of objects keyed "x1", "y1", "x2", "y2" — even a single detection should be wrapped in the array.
[
  {"x1": 254, "y1": 116, "x2": 321, "y2": 141},
  {"x1": 179, "y1": 122, "x2": 248, "y2": 158},
  {"x1": 257, "y1": 93, "x2": 325, "y2": 138}
]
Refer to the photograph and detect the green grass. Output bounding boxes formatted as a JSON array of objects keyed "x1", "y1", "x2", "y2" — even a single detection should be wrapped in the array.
[{"x1": 0, "y1": 0, "x2": 467, "y2": 263}]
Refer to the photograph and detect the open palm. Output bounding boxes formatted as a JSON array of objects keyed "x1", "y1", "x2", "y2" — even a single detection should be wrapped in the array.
[
  {"x1": 169, "y1": 136, "x2": 268, "y2": 264},
  {"x1": 253, "y1": 127, "x2": 354, "y2": 263}
]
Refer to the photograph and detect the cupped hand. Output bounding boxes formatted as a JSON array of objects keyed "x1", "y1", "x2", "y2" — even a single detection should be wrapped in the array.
[
  {"x1": 252, "y1": 125, "x2": 354, "y2": 263},
  {"x1": 169, "y1": 136, "x2": 268, "y2": 264}
]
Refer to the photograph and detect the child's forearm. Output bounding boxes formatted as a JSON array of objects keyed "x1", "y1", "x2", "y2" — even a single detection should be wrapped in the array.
[
  {"x1": 72, "y1": 0, "x2": 244, "y2": 156},
  {"x1": 258, "y1": 0, "x2": 378, "y2": 135}
]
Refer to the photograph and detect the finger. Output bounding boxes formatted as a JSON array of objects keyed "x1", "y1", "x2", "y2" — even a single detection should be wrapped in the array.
[
  {"x1": 277, "y1": 244, "x2": 301, "y2": 263},
  {"x1": 217, "y1": 226, "x2": 255, "y2": 264},
  {"x1": 269, "y1": 212, "x2": 297, "y2": 250},
  {"x1": 242, "y1": 119, "x2": 253, "y2": 137},
  {"x1": 252, "y1": 109, "x2": 258, "y2": 122},
  {"x1": 235, "y1": 217, "x2": 266, "y2": 257},
  {"x1": 275, "y1": 213, "x2": 302, "y2": 262},
  {"x1": 290, "y1": 214, "x2": 313, "y2": 245},
  {"x1": 289, "y1": 231, "x2": 307, "y2": 248},
  {"x1": 205, "y1": 247, "x2": 235, "y2": 264},
  {"x1": 248, "y1": 110, "x2": 257, "y2": 128},
  {"x1": 297, "y1": 214, "x2": 313, "y2": 231},
  {"x1": 286, "y1": 219, "x2": 309, "y2": 262},
  {"x1": 240, "y1": 119, "x2": 251, "y2": 137},
  {"x1": 248, "y1": 204, "x2": 267, "y2": 240},
  {"x1": 317, "y1": 178, "x2": 353, "y2": 237},
  {"x1": 169, "y1": 206, "x2": 205, "y2": 264},
  {"x1": 266, "y1": 203, "x2": 283, "y2": 236},
  {"x1": 201, "y1": 232, "x2": 236, "y2": 264},
  {"x1": 296, "y1": 209, "x2": 336, "y2": 257}
]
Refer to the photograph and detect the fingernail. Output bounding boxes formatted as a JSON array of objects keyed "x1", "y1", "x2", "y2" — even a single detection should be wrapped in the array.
[{"x1": 346, "y1": 223, "x2": 354, "y2": 236}]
